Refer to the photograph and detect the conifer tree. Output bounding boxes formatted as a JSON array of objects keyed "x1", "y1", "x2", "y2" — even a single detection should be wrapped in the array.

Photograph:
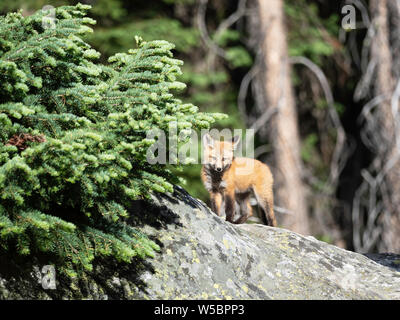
[{"x1": 0, "y1": 4, "x2": 223, "y2": 276}]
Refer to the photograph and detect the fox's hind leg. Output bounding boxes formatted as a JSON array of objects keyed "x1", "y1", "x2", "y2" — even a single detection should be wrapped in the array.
[
  {"x1": 253, "y1": 183, "x2": 276, "y2": 227},
  {"x1": 233, "y1": 197, "x2": 253, "y2": 224}
]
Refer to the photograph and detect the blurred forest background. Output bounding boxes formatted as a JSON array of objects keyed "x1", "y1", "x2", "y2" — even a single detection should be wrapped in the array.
[{"x1": 2, "y1": 0, "x2": 400, "y2": 254}]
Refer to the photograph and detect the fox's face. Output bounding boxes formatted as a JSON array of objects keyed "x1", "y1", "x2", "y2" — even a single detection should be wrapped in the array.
[{"x1": 203, "y1": 134, "x2": 240, "y2": 172}]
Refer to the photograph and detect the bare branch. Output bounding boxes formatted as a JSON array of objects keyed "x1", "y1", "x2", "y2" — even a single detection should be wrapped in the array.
[
  {"x1": 196, "y1": 0, "x2": 226, "y2": 58},
  {"x1": 214, "y1": 0, "x2": 248, "y2": 39},
  {"x1": 289, "y1": 56, "x2": 348, "y2": 188},
  {"x1": 354, "y1": 59, "x2": 377, "y2": 101},
  {"x1": 197, "y1": 0, "x2": 251, "y2": 60},
  {"x1": 238, "y1": 64, "x2": 259, "y2": 122}
]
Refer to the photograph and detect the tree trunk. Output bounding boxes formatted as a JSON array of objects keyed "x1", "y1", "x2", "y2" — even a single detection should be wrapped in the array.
[
  {"x1": 256, "y1": 0, "x2": 310, "y2": 235},
  {"x1": 370, "y1": 0, "x2": 400, "y2": 252}
]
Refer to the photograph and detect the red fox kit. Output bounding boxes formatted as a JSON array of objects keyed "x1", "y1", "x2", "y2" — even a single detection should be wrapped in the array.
[{"x1": 201, "y1": 134, "x2": 276, "y2": 226}]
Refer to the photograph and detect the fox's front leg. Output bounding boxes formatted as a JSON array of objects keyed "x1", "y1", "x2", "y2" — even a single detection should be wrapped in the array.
[
  {"x1": 223, "y1": 191, "x2": 236, "y2": 223},
  {"x1": 210, "y1": 192, "x2": 223, "y2": 216}
]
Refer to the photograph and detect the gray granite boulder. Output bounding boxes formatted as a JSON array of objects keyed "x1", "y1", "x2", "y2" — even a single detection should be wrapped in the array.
[{"x1": 1, "y1": 186, "x2": 399, "y2": 299}]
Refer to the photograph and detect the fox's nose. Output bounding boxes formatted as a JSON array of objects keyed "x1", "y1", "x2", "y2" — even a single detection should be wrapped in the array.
[{"x1": 216, "y1": 167, "x2": 223, "y2": 172}]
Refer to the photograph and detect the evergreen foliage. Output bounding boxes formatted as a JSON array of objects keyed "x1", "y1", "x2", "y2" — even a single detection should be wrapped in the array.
[
  {"x1": 0, "y1": 4, "x2": 222, "y2": 276},
  {"x1": 0, "y1": 0, "x2": 246, "y2": 202}
]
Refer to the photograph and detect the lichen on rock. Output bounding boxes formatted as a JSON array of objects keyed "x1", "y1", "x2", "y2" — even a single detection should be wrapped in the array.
[{"x1": 1, "y1": 186, "x2": 400, "y2": 300}]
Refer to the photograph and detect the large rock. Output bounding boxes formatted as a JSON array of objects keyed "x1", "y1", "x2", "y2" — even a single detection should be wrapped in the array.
[{"x1": 1, "y1": 186, "x2": 400, "y2": 299}]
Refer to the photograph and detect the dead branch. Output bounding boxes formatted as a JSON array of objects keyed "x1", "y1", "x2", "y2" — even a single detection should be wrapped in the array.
[{"x1": 289, "y1": 56, "x2": 348, "y2": 188}]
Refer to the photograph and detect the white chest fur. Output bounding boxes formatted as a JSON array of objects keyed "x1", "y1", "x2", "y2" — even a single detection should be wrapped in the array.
[{"x1": 204, "y1": 175, "x2": 227, "y2": 192}]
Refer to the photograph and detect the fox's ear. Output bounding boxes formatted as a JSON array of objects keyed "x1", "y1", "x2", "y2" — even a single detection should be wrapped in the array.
[
  {"x1": 232, "y1": 135, "x2": 240, "y2": 150},
  {"x1": 203, "y1": 133, "x2": 214, "y2": 148}
]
